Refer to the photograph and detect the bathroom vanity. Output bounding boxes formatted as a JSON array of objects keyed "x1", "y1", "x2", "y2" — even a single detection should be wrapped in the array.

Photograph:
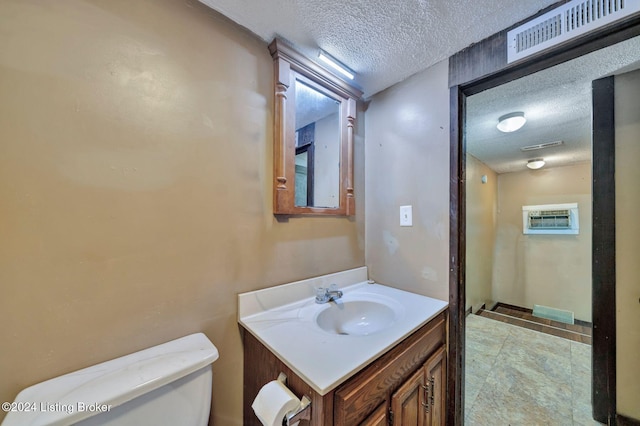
[{"x1": 238, "y1": 267, "x2": 448, "y2": 425}]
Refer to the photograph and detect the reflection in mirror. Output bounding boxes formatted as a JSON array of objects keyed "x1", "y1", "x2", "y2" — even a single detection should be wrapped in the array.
[
  {"x1": 295, "y1": 143, "x2": 313, "y2": 206},
  {"x1": 294, "y1": 79, "x2": 340, "y2": 208},
  {"x1": 269, "y1": 38, "x2": 362, "y2": 216}
]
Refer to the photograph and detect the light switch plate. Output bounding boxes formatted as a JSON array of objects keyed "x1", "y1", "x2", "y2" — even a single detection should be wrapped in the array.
[{"x1": 400, "y1": 205, "x2": 412, "y2": 227}]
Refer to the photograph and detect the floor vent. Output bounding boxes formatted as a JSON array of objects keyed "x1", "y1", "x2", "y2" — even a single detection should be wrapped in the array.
[
  {"x1": 520, "y1": 140, "x2": 564, "y2": 151},
  {"x1": 508, "y1": 0, "x2": 640, "y2": 63},
  {"x1": 533, "y1": 304, "x2": 575, "y2": 325}
]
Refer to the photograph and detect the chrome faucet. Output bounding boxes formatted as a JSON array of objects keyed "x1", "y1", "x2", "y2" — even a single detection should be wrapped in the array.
[{"x1": 315, "y1": 284, "x2": 343, "y2": 304}]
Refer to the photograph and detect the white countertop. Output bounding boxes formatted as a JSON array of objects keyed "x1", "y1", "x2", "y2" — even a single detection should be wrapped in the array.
[{"x1": 238, "y1": 270, "x2": 447, "y2": 396}]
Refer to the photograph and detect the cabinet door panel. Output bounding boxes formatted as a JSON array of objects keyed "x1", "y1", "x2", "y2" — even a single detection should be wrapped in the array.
[
  {"x1": 391, "y1": 366, "x2": 426, "y2": 426},
  {"x1": 360, "y1": 402, "x2": 388, "y2": 426},
  {"x1": 424, "y1": 346, "x2": 446, "y2": 426},
  {"x1": 334, "y1": 313, "x2": 446, "y2": 426}
]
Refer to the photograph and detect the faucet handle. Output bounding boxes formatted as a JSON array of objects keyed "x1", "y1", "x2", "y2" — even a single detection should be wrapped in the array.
[
  {"x1": 329, "y1": 283, "x2": 338, "y2": 291},
  {"x1": 315, "y1": 286, "x2": 326, "y2": 298}
]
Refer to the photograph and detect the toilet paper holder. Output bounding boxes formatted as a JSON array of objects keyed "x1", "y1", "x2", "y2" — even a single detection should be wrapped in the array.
[{"x1": 277, "y1": 372, "x2": 311, "y2": 426}]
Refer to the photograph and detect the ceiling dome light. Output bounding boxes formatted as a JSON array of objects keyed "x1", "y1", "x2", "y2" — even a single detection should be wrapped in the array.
[
  {"x1": 527, "y1": 158, "x2": 545, "y2": 169},
  {"x1": 497, "y1": 111, "x2": 526, "y2": 133}
]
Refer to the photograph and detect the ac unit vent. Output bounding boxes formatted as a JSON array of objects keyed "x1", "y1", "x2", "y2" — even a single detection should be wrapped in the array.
[
  {"x1": 515, "y1": 13, "x2": 563, "y2": 54},
  {"x1": 508, "y1": 0, "x2": 640, "y2": 63},
  {"x1": 520, "y1": 140, "x2": 564, "y2": 151},
  {"x1": 522, "y1": 203, "x2": 579, "y2": 235},
  {"x1": 529, "y1": 209, "x2": 571, "y2": 229}
]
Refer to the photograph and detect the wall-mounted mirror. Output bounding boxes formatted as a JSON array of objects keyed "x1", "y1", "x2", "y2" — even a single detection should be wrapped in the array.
[{"x1": 269, "y1": 39, "x2": 362, "y2": 215}]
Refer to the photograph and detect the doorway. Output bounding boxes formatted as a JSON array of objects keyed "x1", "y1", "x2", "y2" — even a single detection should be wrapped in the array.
[
  {"x1": 462, "y1": 44, "x2": 608, "y2": 424},
  {"x1": 448, "y1": 19, "x2": 640, "y2": 426}
]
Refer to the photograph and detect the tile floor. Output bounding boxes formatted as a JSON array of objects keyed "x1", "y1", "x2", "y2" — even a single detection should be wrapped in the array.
[{"x1": 465, "y1": 314, "x2": 601, "y2": 425}]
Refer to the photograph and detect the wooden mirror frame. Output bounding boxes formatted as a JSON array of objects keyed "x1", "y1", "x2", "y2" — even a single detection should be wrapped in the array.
[{"x1": 269, "y1": 39, "x2": 363, "y2": 215}]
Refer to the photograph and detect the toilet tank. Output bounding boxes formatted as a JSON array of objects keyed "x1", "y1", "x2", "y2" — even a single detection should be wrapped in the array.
[{"x1": 2, "y1": 333, "x2": 219, "y2": 426}]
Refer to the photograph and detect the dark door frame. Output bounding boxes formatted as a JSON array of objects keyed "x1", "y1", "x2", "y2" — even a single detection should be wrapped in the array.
[{"x1": 448, "y1": 17, "x2": 640, "y2": 426}]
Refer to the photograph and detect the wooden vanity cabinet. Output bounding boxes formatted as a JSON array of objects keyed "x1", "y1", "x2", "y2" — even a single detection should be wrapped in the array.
[
  {"x1": 333, "y1": 311, "x2": 446, "y2": 425},
  {"x1": 360, "y1": 403, "x2": 388, "y2": 426},
  {"x1": 389, "y1": 346, "x2": 446, "y2": 426},
  {"x1": 242, "y1": 310, "x2": 447, "y2": 426},
  {"x1": 390, "y1": 365, "x2": 426, "y2": 425},
  {"x1": 423, "y1": 346, "x2": 447, "y2": 426}
]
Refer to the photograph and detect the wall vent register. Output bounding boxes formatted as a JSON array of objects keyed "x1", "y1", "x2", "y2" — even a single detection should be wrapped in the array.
[
  {"x1": 522, "y1": 203, "x2": 579, "y2": 235},
  {"x1": 507, "y1": 0, "x2": 640, "y2": 63}
]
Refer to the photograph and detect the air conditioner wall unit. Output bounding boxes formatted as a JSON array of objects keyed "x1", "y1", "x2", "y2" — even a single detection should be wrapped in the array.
[{"x1": 522, "y1": 203, "x2": 579, "y2": 235}]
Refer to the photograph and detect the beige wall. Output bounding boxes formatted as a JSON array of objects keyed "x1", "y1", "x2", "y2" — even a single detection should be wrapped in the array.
[
  {"x1": 493, "y1": 163, "x2": 592, "y2": 321},
  {"x1": 614, "y1": 69, "x2": 640, "y2": 420},
  {"x1": 465, "y1": 154, "x2": 497, "y2": 313},
  {"x1": 0, "y1": 1, "x2": 365, "y2": 424},
  {"x1": 364, "y1": 60, "x2": 450, "y2": 301}
]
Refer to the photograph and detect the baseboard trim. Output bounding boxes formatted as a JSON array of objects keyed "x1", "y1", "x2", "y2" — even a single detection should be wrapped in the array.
[
  {"x1": 492, "y1": 302, "x2": 593, "y2": 327},
  {"x1": 574, "y1": 318, "x2": 593, "y2": 328},
  {"x1": 618, "y1": 413, "x2": 640, "y2": 426},
  {"x1": 493, "y1": 302, "x2": 531, "y2": 313}
]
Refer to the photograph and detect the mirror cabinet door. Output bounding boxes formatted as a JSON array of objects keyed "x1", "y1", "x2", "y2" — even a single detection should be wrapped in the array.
[{"x1": 269, "y1": 39, "x2": 362, "y2": 216}]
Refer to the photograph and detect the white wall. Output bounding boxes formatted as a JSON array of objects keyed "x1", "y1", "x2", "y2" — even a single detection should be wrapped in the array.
[{"x1": 364, "y1": 60, "x2": 450, "y2": 300}]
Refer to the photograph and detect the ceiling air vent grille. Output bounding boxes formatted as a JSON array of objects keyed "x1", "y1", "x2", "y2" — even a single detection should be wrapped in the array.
[
  {"x1": 515, "y1": 14, "x2": 563, "y2": 54},
  {"x1": 520, "y1": 140, "x2": 564, "y2": 151},
  {"x1": 508, "y1": 0, "x2": 640, "y2": 63}
]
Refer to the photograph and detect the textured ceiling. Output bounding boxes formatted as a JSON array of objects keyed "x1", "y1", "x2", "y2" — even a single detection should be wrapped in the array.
[
  {"x1": 196, "y1": 0, "x2": 640, "y2": 173},
  {"x1": 467, "y1": 35, "x2": 640, "y2": 174},
  {"x1": 198, "y1": 0, "x2": 559, "y2": 97}
]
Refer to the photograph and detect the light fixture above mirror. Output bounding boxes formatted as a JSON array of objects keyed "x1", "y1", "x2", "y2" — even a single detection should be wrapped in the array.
[
  {"x1": 318, "y1": 51, "x2": 355, "y2": 80},
  {"x1": 269, "y1": 39, "x2": 363, "y2": 216},
  {"x1": 497, "y1": 111, "x2": 526, "y2": 132}
]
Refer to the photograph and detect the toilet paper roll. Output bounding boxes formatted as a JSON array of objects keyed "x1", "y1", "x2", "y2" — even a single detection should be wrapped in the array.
[{"x1": 251, "y1": 380, "x2": 301, "y2": 426}]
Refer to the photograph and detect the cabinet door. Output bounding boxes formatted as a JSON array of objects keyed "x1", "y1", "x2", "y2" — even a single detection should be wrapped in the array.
[
  {"x1": 390, "y1": 366, "x2": 427, "y2": 426},
  {"x1": 423, "y1": 346, "x2": 447, "y2": 426},
  {"x1": 334, "y1": 312, "x2": 446, "y2": 426},
  {"x1": 360, "y1": 402, "x2": 388, "y2": 426}
]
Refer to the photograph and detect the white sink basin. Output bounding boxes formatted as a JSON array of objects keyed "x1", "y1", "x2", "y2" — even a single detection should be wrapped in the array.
[
  {"x1": 315, "y1": 298, "x2": 402, "y2": 336},
  {"x1": 238, "y1": 272, "x2": 448, "y2": 395}
]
